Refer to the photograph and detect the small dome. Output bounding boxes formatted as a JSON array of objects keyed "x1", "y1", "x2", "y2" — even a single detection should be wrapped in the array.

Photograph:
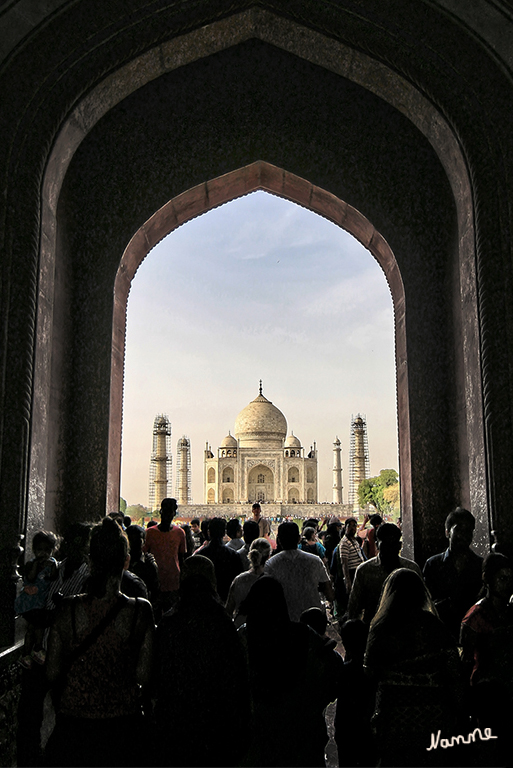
[
  {"x1": 234, "y1": 390, "x2": 287, "y2": 448},
  {"x1": 285, "y1": 432, "x2": 301, "y2": 448},
  {"x1": 220, "y1": 432, "x2": 237, "y2": 448}
]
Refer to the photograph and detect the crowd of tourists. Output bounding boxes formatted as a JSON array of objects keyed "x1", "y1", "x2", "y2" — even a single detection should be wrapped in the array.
[{"x1": 14, "y1": 501, "x2": 513, "y2": 767}]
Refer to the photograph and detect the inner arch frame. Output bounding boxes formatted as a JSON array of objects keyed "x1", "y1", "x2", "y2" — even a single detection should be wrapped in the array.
[{"x1": 110, "y1": 161, "x2": 406, "y2": 526}]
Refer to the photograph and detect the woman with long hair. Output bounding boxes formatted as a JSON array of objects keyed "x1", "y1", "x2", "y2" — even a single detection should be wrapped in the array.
[
  {"x1": 225, "y1": 537, "x2": 272, "y2": 627},
  {"x1": 45, "y1": 516, "x2": 154, "y2": 767},
  {"x1": 364, "y1": 568, "x2": 463, "y2": 767}
]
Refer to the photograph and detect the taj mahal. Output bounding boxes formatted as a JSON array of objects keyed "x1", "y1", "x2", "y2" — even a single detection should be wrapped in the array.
[
  {"x1": 204, "y1": 383, "x2": 318, "y2": 505},
  {"x1": 149, "y1": 384, "x2": 364, "y2": 518}
]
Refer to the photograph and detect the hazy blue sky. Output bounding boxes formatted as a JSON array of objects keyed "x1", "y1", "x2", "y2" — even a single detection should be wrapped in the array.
[{"x1": 121, "y1": 190, "x2": 398, "y2": 506}]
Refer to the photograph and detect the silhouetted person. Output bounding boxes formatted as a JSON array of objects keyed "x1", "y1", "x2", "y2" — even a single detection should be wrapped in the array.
[
  {"x1": 197, "y1": 517, "x2": 243, "y2": 602},
  {"x1": 45, "y1": 517, "x2": 154, "y2": 767},
  {"x1": 143, "y1": 497, "x2": 185, "y2": 613},
  {"x1": 239, "y1": 576, "x2": 342, "y2": 767},
  {"x1": 423, "y1": 507, "x2": 483, "y2": 640},
  {"x1": 364, "y1": 569, "x2": 463, "y2": 767},
  {"x1": 460, "y1": 553, "x2": 513, "y2": 765},
  {"x1": 225, "y1": 537, "x2": 272, "y2": 627},
  {"x1": 238, "y1": 520, "x2": 260, "y2": 570},
  {"x1": 153, "y1": 556, "x2": 249, "y2": 767},
  {"x1": 180, "y1": 523, "x2": 195, "y2": 558},
  {"x1": 335, "y1": 619, "x2": 376, "y2": 767},
  {"x1": 347, "y1": 522, "x2": 422, "y2": 625},
  {"x1": 126, "y1": 525, "x2": 159, "y2": 607},
  {"x1": 323, "y1": 521, "x2": 342, "y2": 568}
]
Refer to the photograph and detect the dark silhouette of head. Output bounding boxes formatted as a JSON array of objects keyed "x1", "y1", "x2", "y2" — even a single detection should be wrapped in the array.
[
  {"x1": 200, "y1": 518, "x2": 210, "y2": 541},
  {"x1": 444, "y1": 507, "x2": 475, "y2": 552},
  {"x1": 372, "y1": 568, "x2": 434, "y2": 627},
  {"x1": 376, "y1": 523, "x2": 402, "y2": 563},
  {"x1": 160, "y1": 498, "x2": 178, "y2": 522},
  {"x1": 180, "y1": 554, "x2": 217, "y2": 597},
  {"x1": 300, "y1": 607, "x2": 327, "y2": 636},
  {"x1": 227, "y1": 518, "x2": 242, "y2": 540},
  {"x1": 126, "y1": 524, "x2": 145, "y2": 560},
  {"x1": 108, "y1": 511, "x2": 125, "y2": 528},
  {"x1": 208, "y1": 517, "x2": 226, "y2": 542},
  {"x1": 277, "y1": 522, "x2": 300, "y2": 550},
  {"x1": 341, "y1": 619, "x2": 368, "y2": 663},
  {"x1": 482, "y1": 552, "x2": 513, "y2": 599},
  {"x1": 240, "y1": 575, "x2": 289, "y2": 625},
  {"x1": 88, "y1": 516, "x2": 129, "y2": 597},
  {"x1": 243, "y1": 520, "x2": 260, "y2": 546}
]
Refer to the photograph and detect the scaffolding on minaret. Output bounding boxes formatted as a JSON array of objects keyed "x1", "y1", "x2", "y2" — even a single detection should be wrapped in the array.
[
  {"x1": 348, "y1": 414, "x2": 370, "y2": 510},
  {"x1": 175, "y1": 435, "x2": 192, "y2": 505},
  {"x1": 148, "y1": 414, "x2": 172, "y2": 512}
]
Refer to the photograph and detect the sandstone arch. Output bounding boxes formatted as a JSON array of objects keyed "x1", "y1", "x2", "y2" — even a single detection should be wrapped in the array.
[{"x1": 3, "y1": 3, "x2": 512, "y2": 648}]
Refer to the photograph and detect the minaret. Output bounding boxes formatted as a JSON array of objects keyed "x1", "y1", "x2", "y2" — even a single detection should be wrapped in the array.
[
  {"x1": 333, "y1": 437, "x2": 343, "y2": 503},
  {"x1": 349, "y1": 414, "x2": 370, "y2": 510},
  {"x1": 148, "y1": 414, "x2": 172, "y2": 512},
  {"x1": 175, "y1": 436, "x2": 191, "y2": 505}
]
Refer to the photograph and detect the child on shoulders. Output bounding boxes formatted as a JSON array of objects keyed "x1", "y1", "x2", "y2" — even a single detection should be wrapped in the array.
[{"x1": 15, "y1": 529, "x2": 58, "y2": 668}]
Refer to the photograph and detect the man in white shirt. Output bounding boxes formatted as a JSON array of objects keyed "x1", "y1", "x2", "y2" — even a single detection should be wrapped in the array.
[{"x1": 264, "y1": 522, "x2": 333, "y2": 621}]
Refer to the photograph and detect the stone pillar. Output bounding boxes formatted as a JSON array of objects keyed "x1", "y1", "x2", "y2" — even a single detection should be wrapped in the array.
[{"x1": 333, "y1": 437, "x2": 343, "y2": 504}]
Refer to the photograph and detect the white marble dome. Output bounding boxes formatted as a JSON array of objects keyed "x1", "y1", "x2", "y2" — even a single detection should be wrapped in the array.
[
  {"x1": 285, "y1": 432, "x2": 301, "y2": 448},
  {"x1": 234, "y1": 392, "x2": 287, "y2": 448},
  {"x1": 220, "y1": 432, "x2": 237, "y2": 448}
]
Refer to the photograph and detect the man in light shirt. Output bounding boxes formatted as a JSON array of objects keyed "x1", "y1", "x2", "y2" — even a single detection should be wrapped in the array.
[{"x1": 264, "y1": 521, "x2": 333, "y2": 621}]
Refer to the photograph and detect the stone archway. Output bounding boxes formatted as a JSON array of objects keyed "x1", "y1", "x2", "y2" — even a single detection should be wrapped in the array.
[{"x1": 28, "y1": 8, "x2": 485, "y2": 570}]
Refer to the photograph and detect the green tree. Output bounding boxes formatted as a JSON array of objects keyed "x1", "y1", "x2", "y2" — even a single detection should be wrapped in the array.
[
  {"x1": 126, "y1": 503, "x2": 151, "y2": 525},
  {"x1": 358, "y1": 469, "x2": 399, "y2": 514},
  {"x1": 119, "y1": 497, "x2": 127, "y2": 514}
]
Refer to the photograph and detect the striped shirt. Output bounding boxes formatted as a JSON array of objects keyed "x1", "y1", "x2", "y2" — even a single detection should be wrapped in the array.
[{"x1": 340, "y1": 535, "x2": 365, "y2": 571}]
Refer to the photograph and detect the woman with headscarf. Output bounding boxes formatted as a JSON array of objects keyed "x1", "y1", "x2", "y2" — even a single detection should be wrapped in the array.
[
  {"x1": 45, "y1": 516, "x2": 154, "y2": 767},
  {"x1": 238, "y1": 576, "x2": 343, "y2": 767},
  {"x1": 153, "y1": 555, "x2": 250, "y2": 767},
  {"x1": 364, "y1": 568, "x2": 463, "y2": 767}
]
